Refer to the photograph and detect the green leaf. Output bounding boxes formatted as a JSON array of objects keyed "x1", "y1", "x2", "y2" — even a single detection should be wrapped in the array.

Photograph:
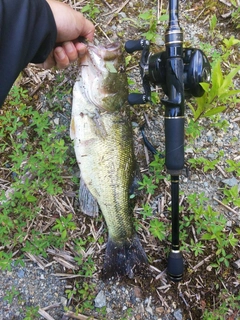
[
  {"x1": 105, "y1": 61, "x2": 117, "y2": 73},
  {"x1": 201, "y1": 233, "x2": 213, "y2": 241},
  {"x1": 61, "y1": 229, "x2": 67, "y2": 239},
  {"x1": 204, "y1": 106, "x2": 226, "y2": 117},
  {"x1": 199, "y1": 82, "x2": 210, "y2": 92},
  {"x1": 26, "y1": 195, "x2": 37, "y2": 203},
  {"x1": 218, "y1": 65, "x2": 240, "y2": 94},
  {"x1": 209, "y1": 60, "x2": 223, "y2": 102},
  {"x1": 218, "y1": 89, "x2": 240, "y2": 100}
]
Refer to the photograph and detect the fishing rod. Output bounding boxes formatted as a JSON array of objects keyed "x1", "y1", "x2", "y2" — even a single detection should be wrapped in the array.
[{"x1": 125, "y1": 0, "x2": 211, "y2": 281}]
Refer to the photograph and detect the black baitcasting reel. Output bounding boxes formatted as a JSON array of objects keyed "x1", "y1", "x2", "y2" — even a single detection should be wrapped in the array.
[
  {"x1": 125, "y1": 39, "x2": 211, "y2": 105},
  {"x1": 125, "y1": 0, "x2": 211, "y2": 282}
]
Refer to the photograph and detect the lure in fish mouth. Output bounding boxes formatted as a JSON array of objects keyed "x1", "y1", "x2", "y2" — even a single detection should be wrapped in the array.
[{"x1": 71, "y1": 41, "x2": 148, "y2": 278}]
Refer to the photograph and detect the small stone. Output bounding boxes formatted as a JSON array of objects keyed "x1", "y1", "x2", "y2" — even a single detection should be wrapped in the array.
[
  {"x1": 232, "y1": 259, "x2": 240, "y2": 269},
  {"x1": 174, "y1": 309, "x2": 183, "y2": 320},
  {"x1": 60, "y1": 296, "x2": 67, "y2": 307},
  {"x1": 134, "y1": 286, "x2": 142, "y2": 299},
  {"x1": 222, "y1": 177, "x2": 239, "y2": 187},
  {"x1": 146, "y1": 306, "x2": 153, "y2": 315},
  {"x1": 226, "y1": 220, "x2": 232, "y2": 228},
  {"x1": 17, "y1": 269, "x2": 25, "y2": 278},
  {"x1": 95, "y1": 290, "x2": 106, "y2": 308},
  {"x1": 53, "y1": 118, "x2": 59, "y2": 125},
  {"x1": 156, "y1": 306, "x2": 164, "y2": 314}
]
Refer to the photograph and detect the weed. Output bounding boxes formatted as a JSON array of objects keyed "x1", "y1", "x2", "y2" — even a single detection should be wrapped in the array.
[
  {"x1": 24, "y1": 306, "x2": 40, "y2": 320},
  {"x1": 188, "y1": 60, "x2": 240, "y2": 121},
  {"x1": 209, "y1": 14, "x2": 217, "y2": 34},
  {"x1": 149, "y1": 219, "x2": 165, "y2": 241},
  {"x1": 231, "y1": 6, "x2": 240, "y2": 28},
  {"x1": 3, "y1": 286, "x2": 20, "y2": 304},
  {"x1": 187, "y1": 151, "x2": 224, "y2": 172},
  {"x1": 139, "y1": 10, "x2": 158, "y2": 41},
  {"x1": 0, "y1": 85, "x2": 71, "y2": 264},
  {"x1": 185, "y1": 118, "x2": 204, "y2": 141},
  {"x1": 225, "y1": 159, "x2": 240, "y2": 176},
  {"x1": 52, "y1": 213, "x2": 77, "y2": 240},
  {"x1": 222, "y1": 185, "x2": 240, "y2": 207},
  {"x1": 81, "y1": 0, "x2": 100, "y2": 20}
]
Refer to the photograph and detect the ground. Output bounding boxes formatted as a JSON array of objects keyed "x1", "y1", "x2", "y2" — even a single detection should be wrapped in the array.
[{"x1": 0, "y1": 0, "x2": 239, "y2": 319}]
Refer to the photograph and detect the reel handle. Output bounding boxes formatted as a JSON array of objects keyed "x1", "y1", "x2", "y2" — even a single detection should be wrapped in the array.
[
  {"x1": 128, "y1": 93, "x2": 150, "y2": 105},
  {"x1": 125, "y1": 39, "x2": 144, "y2": 53}
]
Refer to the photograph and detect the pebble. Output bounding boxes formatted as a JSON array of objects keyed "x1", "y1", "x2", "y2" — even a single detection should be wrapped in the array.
[
  {"x1": 95, "y1": 290, "x2": 107, "y2": 308},
  {"x1": 222, "y1": 177, "x2": 239, "y2": 187},
  {"x1": 0, "y1": 262, "x2": 66, "y2": 320},
  {"x1": 173, "y1": 309, "x2": 183, "y2": 320}
]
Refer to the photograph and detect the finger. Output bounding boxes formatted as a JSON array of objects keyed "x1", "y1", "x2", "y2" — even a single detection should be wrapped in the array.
[
  {"x1": 75, "y1": 42, "x2": 87, "y2": 57},
  {"x1": 62, "y1": 42, "x2": 79, "y2": 62},
  {"x1": 36, "y1": 51, "x2": 56, "y2": 69},
  {"x1": 54, "y1": 47, "x2": 69, "y2": 69}
]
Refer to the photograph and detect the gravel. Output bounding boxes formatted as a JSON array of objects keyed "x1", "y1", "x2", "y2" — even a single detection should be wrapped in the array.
[{"x1": 0, "y1": 261, "x2": 66, "y2": 320}]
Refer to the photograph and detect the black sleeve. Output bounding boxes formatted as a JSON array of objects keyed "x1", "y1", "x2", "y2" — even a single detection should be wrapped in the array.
[{"x1": 0, "y1": 0, "x2": 57, "y2": 106}]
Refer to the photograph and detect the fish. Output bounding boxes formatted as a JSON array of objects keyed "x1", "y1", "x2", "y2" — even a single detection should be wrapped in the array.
[{"x1": 70, "y1": 42, "x2": 148, "y2": 278}]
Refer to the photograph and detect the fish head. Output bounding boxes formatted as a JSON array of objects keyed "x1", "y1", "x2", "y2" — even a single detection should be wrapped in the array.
[{"x1": 80, "y1": 42, "x2": 128, "y2": 112}]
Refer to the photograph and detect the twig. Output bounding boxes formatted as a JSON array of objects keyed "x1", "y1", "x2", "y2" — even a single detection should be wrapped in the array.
[
  {"x1": 107, "y1": 0, "x2": 130, "y2": 25},
  {"x1": 42, "y1": 303, "x2": 62, "y2": 311},
  {"x1": 219, "y1": 0, "x2": 232, "y2": 7},
  {"x1": 194, "y1": 8, "x2": 205, "y2": 22},
  {"x1": 156, "y1": 290, "x2": 170, "y2": 308},
  {"x1": 95, "y1": 23, "x2": 112, "y2": 43},
  {"x1": 192, "y1": 254, "x2": 214, "y2": 271},
  {"x1": 191, "y1": 225, "x2": 198, "y2": 243},
  {"x1": 179, "y1": 291, "x2": 190, "y2": 308},
  {"x1": 38, "y1": 308, "x2": 56, "y2": 320},
  {"x1": 157, "y1": 0, "x2": 163, "y2": 23},
  {"x1": 101, "y1": 0, "x2": 112, "y2": 9},
  {"x1": 213, "y1": 197, "x2": 239, "y2": 215},
  {"x1": 63, "y1": 311, "x2": 97, "y2": 320},
  {"x1": 215, "y1": 164, "x2": 228, "y2": 178}
]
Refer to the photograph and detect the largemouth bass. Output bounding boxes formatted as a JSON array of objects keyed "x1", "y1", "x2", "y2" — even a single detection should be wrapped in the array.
[{"x1": 70, "y1": 42, "x2": 148, "y2": 278}]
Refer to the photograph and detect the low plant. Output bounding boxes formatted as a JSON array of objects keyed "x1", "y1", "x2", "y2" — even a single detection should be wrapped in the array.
[
  {"x1": 0, "y1": 85, "x2": 71, "y2": 266},
  {"x1": 188, "y1": 61, "x2": 240, "y2": 121},
  {"x1": 81, "y1": 0, "x2": 100, "y2": 20}
]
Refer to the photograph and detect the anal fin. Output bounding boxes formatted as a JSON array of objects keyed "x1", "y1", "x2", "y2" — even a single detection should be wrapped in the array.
[{"x1": 79, "y1": 178, "x2": 99, "y2": 217}]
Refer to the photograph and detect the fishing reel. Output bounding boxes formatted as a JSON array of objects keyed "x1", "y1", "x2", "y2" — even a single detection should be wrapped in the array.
[{"x1": 125, "y1": 39, "x2": 211, "y2": 105}]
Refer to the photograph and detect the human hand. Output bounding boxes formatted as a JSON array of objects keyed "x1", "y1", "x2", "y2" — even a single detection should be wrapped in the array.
[{"x1": 38, "y1": 0, "x2": 95, "y2": 69}]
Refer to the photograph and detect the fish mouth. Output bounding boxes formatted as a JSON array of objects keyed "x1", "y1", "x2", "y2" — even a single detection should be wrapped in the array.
[
  {"x1": 85, "y1": 42, "x2": 122, "y2": 74},
  {"x1": 87, "y1": 42, "x2": 122, "y2": 61}
]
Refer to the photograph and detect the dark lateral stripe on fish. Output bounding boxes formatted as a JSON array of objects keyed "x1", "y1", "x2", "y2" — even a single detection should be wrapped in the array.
[{"x1": 102, "y1": 235, "x2": 148, "y2": 279}]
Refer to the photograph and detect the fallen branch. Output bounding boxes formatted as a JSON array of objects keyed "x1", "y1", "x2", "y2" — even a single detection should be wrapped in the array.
[
  {"x1": 107, "y1": 0, "x2": 130, "y2": 24},
  {"x1": 38, "y1": 308, "x2": 56, "y2": 320},
  {"x1": 192, "y1": 254, "x2": 214, "y2": 271},
  {"x1": 63, "y1": 311, "x2": 97, "y2": 320},
  {"x1": 213, "y1": 197, "x2": 239, "y2": 215}
]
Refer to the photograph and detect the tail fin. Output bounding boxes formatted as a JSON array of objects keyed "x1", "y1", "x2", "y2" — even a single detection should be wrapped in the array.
[{"x1": 102, "y1": 234, "x2": 148, "y2": 279}]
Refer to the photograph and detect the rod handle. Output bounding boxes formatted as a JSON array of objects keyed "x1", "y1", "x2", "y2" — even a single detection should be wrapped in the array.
[{"x1": 167, "y1": 250, "x2": 184, "y2": 282}]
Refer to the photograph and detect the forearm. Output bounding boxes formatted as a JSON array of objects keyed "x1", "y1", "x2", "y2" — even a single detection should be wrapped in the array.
[{"x1": 0, "y1": 0, "x2": 57, "y2": 106}]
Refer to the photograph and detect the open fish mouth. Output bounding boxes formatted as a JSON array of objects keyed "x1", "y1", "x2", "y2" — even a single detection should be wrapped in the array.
[
  {"x1": 88, "y1": 42, "x2": 122, "y2": 60},
  {"x1": 80, "y1": 41, "x2": 128, "y2": 112},
  {"x1": 84, "y1": 42, "x2": 123, "y2": 76}
]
